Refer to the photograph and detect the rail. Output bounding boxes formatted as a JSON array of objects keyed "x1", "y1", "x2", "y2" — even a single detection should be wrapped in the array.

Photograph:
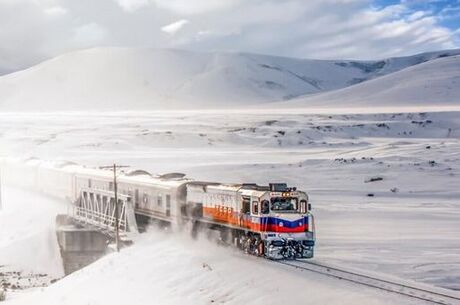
[{"x1": 275, "y1": 259, "x2": 460, "y2": 305}]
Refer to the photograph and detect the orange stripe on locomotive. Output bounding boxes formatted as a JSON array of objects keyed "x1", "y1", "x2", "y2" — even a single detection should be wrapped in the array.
[{"x1": 202, "y1": 205, "x2": 308, "y2": 233}]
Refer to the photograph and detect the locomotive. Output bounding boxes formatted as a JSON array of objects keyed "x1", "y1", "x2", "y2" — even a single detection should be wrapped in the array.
[
  {"x1": 187, "y1": 182, "x2": 315, "y2": 259},
  {"x1": 0, "y1": 158, "x2": 316, "y2": 259}
]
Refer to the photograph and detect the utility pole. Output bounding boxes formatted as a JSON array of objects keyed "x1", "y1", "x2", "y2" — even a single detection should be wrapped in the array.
[
  {"x1": 100, "y1": 163, "x2": 129, "y2": 252},
  {"x1": 113, "y1": 163, "x2": 120, "y2": 252}
]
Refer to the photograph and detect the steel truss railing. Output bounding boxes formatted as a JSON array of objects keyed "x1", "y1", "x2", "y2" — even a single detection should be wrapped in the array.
[{"x1": 72, "y1": 187, "x2": 138, "y2": 234}]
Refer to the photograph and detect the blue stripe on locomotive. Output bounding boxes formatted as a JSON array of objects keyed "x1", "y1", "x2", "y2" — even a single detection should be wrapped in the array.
[{"x1": 258, "y1": 216, "x2": 309, "y2": 228}]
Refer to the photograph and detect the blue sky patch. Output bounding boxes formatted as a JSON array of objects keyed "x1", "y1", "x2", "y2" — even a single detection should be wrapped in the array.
[{"x1": 374, "y1": 0, "x2": 460, "y2": 30}]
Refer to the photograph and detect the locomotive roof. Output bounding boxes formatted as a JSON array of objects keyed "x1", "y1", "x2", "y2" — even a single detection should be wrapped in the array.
[{"x1": 188, "y1": 183, "x2": 270, "y2": 197}]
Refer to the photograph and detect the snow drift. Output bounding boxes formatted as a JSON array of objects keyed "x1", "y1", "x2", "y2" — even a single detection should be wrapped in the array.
[
  {"x1": 6, "y1": 230, "x2": 420, "y2": 305},
  {"x1": 0, "y1": 47, "x2": 459, "y2": 111},
  {"x1": 0, "y1": 187, "x2": 65, "y2": 278}
]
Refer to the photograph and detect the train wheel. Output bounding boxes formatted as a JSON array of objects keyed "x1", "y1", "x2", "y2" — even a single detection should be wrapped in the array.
[
  {"x1": 258, "y1": 240, "x2": 264, "y2": 256},
  {"x1": 231, "y1": 230, "x2": 241, "y2": 248}
]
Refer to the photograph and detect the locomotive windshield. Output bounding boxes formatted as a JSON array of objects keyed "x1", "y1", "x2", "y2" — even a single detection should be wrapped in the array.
[{"x1": 270, "y1": 197, "x2": 298, "y2": 212}]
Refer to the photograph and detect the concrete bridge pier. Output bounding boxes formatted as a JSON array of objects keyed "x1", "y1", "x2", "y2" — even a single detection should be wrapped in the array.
[{"x1": 56, "y1": 215, "x2": 110, "y2": 275}]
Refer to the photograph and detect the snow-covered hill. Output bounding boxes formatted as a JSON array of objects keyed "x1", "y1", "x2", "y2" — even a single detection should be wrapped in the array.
[
  {"x1": 0, "y1": 47, "x2": 459, "y2": 111},
  {"x1": 280, "y1": 55, "x2": 460, "y2": 110}
]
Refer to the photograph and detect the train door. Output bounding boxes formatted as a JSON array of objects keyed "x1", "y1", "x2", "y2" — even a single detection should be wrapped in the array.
[
  {"x1": 251, "y1": 197, "x2": 259, "y2": 216},
  {"x1": 240, "y1": 196, "x2": 251, "y2": 227},
  {"x1": 242, "y1": 196, "x2": 251, "y2": 215},
  {"x1": 166, "y1": 194, "x2": 171, "y2": 217},
  {"x1": 252, "y1": 196, "x2": 264, "y2": 234}
]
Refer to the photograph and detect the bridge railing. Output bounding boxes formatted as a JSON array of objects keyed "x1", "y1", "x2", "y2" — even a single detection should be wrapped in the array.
[
  {"x1": 73, "y1": 206, "x2": 128, "y2": 232},
  {"x1": 71, "y1": 187, "x2": 138, "y2": 234}
]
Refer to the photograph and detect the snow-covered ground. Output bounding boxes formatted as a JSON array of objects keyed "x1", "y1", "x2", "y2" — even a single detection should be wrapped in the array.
[
  {"x1": 0, "y1": 187, "x2": 65, "y2": 278},
  {"x1": 0, "y1": 189, "x2": 424, "y2": 305},
  {"x1": 0, "y1": 186, "x2": 65, "y2": 300},
  {"x1": 0, "y1": 110, "x2": 459, "y2": 303},
  {"x1": 0, "y1": 187, "x2": 433, "y2": 305}
]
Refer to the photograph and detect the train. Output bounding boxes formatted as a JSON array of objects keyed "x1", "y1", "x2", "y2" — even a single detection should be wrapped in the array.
[{"x1": 0, "y1": 158, "x2": 316, "y2": 259}]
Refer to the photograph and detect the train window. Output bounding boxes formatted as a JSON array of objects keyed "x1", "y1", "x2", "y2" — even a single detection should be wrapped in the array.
[
  {"x1": 166, "y1": 195, "x2": 171, "y2": 217},
  {"x1": 88, "y1": 179, "x2": 92, "y2": 188},
  {"x1": 135, "y1": 189, "x2": 139, "y2": 206},
  {"x1": 261, "y1": 200, "x2": 270, "y2": 214},
  {"x1": 109, "y1": 182, "x2": 114, "y2": 191},
  {"x1": 157, "y1": 194, "x2": 163, "y2": 207},
  {"x1": 270, "y1": 197, "x2": 298, "y2": 212},
  {"x1": 143, "y1": 193, "x2": 149, "y2": 205}
]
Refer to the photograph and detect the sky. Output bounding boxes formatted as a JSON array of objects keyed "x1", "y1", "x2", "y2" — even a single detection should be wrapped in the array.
[{"x1": 0, "y1": 0, "x2": 459, "y2": 73}]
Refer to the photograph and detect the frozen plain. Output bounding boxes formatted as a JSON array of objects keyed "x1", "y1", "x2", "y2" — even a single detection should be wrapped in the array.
[{"x1": 0, "y1": 109, "x2": 459, "y2": 304}]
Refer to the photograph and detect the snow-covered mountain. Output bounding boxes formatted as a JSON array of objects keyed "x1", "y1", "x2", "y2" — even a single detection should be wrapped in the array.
[
  {"x1": 280, "y1": 55, "x2": 460, "y2": 109},
  {"x1": 0, "y1": 47, "x2": 459, "y2": 111}
]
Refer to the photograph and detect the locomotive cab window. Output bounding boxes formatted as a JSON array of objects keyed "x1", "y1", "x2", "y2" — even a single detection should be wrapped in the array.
[
  {"x1": 261, "y1": 200, "x2": 270, "y2": 214},
  {"x1": 270, "y1": 197, "x2": 298, "y2": 212}
]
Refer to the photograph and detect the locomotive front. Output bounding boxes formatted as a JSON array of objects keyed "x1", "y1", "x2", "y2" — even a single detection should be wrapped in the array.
[{"x1": 258, "y1": 183, "x2": 315, "y2": 259}]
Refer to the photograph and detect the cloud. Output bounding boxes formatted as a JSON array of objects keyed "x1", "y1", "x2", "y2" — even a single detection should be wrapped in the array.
[
  {"x1": 439, "y1": 4, "x2": 460, "y2": 21},
  {"x1": 114, "y1": 0, "x2": 241, "y2": 14},
  {"x1": 161, "y1": 19, "x2": 189, "y2": 35},
  {"x1": 152, "y1": 0, "x2": 240, "y2": 15},
  {"x1": 114, "y1": 0, "x2": 149, "y2": 12},
  {"x1": 407, "y1": 11, "x2": 426, "y2": 22},
  {"x1": 43, "y1": 6, "x2": 68, "y2": 16},
  {"x1": 0, "y1": 0, "x2": 458, "y2": 73}
]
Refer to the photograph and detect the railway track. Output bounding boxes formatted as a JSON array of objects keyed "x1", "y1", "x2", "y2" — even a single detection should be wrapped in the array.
[{"x1": 275, "y1": 259, "x2": 460, "y2": 305}]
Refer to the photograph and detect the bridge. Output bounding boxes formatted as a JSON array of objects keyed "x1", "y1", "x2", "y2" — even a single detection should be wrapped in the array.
[{"x1": 56, "y1": 187, "x2": 138, "y2": 275}]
